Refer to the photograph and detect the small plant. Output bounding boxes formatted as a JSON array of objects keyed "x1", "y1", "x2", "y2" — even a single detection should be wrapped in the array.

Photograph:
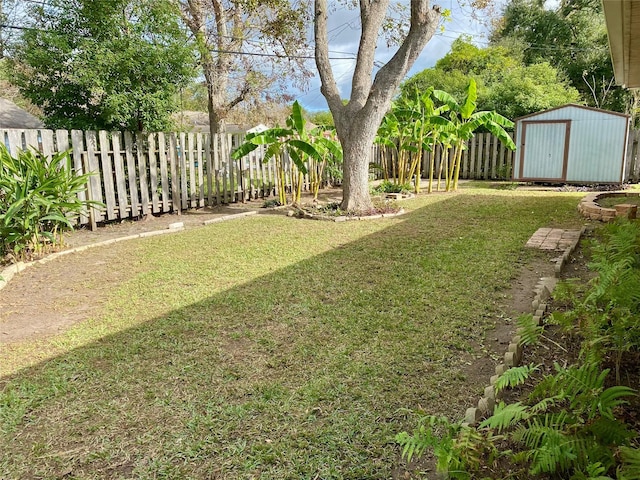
[
  {"x1": 371, "y1": 180, "x2": 412, "y2": 195},
  {"x1": 262, "y1": 199, "x2": 281, "y2": 208},
  {"x1": 0, "y1": 145, "x2": 101, "y2": 261}
]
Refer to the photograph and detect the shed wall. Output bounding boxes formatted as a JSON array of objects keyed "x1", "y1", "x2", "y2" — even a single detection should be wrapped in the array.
[{"x1": 514, "y1": 106, "x2": 629, "y2": 183}]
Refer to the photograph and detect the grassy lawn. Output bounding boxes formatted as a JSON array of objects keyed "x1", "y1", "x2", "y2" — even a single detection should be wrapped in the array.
[{"x1": 0, "y1": 187, "x2": 584, "y2": 479}]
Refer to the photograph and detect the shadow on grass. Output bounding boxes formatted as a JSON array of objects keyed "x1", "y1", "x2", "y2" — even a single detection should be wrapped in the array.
[{"x1": 0, "y1": 191, "x2": 583, "y2": 479}]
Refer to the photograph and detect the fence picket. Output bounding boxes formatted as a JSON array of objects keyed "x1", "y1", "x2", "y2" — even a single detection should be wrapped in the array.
[
  {"x1": 148, "y1": 133, "x2": 160, "y2": 213},
  {"x1": 6, "y1": 130, "x2": 23, "y2": 155},
  {"x1": 55, "y1": 130, "x2": 69, "y2": 153},
  {"x1": 157, "y1": 132, "x2": 170, "y2": 212},
  {"x1": 41, "y1": 130, "x2": 54, "y2": 157},
  {"x1": 491, "y1": 135, "x2": 498, "y2": 179},
  {"x1": 123, "y1": 132, "x2": 140, "y2": 217},
  {"x1": 111, "y1": 132, "x2": 128, "y2": 219},
  {"x1": 24, "y1": 130, "x2": 38, "y2": 151},
  {"x1": 169, "y1": 133, "x2": 181, "y2": 213},
  {"x1": 196, "y1": 133, "x2": 205, "y2": 207},
  {"x1": 98, "y1": 131, "x2": 117, "y2": 220},
  {"x1": 85, "y1": 131, "x2": 104, "y2": 222},
  {"x1": 70, "y1": 130, "x2": 88, "y2": 224}
]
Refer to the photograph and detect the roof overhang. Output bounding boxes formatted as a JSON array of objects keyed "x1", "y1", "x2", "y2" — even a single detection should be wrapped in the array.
[{"x1": 603, "y1": 0, "x2": 640, "y2": 88}]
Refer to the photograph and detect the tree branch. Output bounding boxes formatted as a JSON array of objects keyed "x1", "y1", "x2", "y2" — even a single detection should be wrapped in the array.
[
  {"x1": 314, "y1": 0, "x2": 342, "y2": 113},
  {"x1": 366, "y1": 1, "x2": 441, "y2": 114}
]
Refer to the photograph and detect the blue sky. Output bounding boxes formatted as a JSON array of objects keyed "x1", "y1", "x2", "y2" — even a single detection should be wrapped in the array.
[{"x1": 295, "y1": 1, "x2": 500, "y2": 112}]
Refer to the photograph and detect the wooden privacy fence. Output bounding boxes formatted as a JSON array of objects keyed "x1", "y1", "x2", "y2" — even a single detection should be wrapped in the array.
[
  {"x1": 1, "y1": 128, "x2": 329, "y2": 225},
  {"x1": 3, "y1": 127, "x2": 639, "y2": 226},
  {"x1": 625, "y1": 129, "x2": 640, "y2": 183},
  {"x1": 371, "y1": 132, "x2": 517, "y2": 182}
]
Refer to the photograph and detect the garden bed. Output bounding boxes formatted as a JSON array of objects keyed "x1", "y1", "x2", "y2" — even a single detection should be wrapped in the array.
[{"x1": 577, "y1": 191, "x2": 640, "y2": 221}]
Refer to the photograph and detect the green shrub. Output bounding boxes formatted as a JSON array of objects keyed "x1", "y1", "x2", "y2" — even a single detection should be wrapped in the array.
[
  {"x1": 0, "y1": 145, "x2": 100, "y2": 260},
  {"x1": 370, "y1": 180, "x2": 412, "y2": 195}
]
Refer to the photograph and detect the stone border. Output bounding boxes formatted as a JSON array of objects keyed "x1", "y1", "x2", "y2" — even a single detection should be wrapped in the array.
[
  {"x1": 0, "y1": 211, "x2": 259, "y2": 293},
  {"x1": 293, "y1": 208, "x2": 406, "y2": 222},
  {"x1": 463, "y1": 228, "x2": 583, "y2": 426},
  {"x1": 577, "y1": 192, "x2": 640, "y2": 222}
]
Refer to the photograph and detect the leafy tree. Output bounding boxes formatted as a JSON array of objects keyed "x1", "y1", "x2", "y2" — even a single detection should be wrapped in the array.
[
  {"x1": 492, "y1": 0, "x2": 629, "y2": 113},
  {"x1": 400, "y1": 37, "x2": 579, "y2": 119},
  {"x1": 177, "y1": 0, "x2": 310, "y2": 136},
  {"x1": 315, "y1": 0, "x2": 443, "y2": 212},
  {"x1": 10, "y1": 0, "x2": 194, "y2": 131},
  {"x1": 484, "y1": 62, "x2": 580, "y2": 119},
  {"x1": 308, "y1": 110, "x2": 335, "y2": 127}
]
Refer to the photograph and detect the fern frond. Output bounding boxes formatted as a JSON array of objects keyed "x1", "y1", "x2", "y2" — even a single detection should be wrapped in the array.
[
  {"x1": 618, "y1": 446, "x2": 640, "y2": 480},
  {"x1": 530, "y1": 394, "x2": 563, "y2": 413},
  {"x1": 586, "y1": 417, "x2": 634, "y2": 446},
  {"x1": 597, "y1": 386, "x2": 636, "y2": 421},
  {"x1": 517, "y1": 314, "x2": 544, "y2": 346},
  {"x1": 479, "y1": 402, "x2": 529, "y2": 432},
  {"x1": 452, "y1": 426, "x2": 487, "y2": 472},
  {"x1": 494, "y1": 364, "x2": 540, "y2": 394},
  {"x1": 528, "y1": 428, "x2": 577, "y2": 474}
]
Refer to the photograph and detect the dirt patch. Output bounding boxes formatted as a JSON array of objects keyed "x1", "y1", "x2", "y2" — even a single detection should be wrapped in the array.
[{"x1": 0, "y1": 190, "x2": 346, "y2": 345}]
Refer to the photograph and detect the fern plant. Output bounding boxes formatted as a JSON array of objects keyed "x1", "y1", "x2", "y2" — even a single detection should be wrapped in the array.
[
  {"x1": 396, "y1": 415, "x2": 500, "y2": 479},
  {"x1": 517, "y1": 314, "x2": 544, "y2": 346},
  {"x1": 494, "y1": 364, "x2": 540, "y2": 394}
]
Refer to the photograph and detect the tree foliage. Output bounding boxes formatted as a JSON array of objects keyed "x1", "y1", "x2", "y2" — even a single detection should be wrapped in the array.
[
  {"x1": 177, "y1": 0, "x2": 310, "y2": 134},
  {"x1": 400, "y1": 37, "x2": 579, "y2": 119},
  {"x1": 492, "y1": 0, "x2": 629, "y2": 113},
  {"x1": 10, "y1": 0, "x2": 194, "y2": 131}
]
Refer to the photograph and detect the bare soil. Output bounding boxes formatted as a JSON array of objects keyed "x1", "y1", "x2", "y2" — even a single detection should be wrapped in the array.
[{"x1": 1, "y1": 190, "x2": 343, "y2": 344}]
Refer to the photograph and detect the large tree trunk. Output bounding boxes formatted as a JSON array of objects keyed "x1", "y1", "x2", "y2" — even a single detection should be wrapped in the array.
[
  {"x1": 334, "y1": 107, "x2": 386, "y2": 211},
  {"x1": 314, "y1": 0, "x2": 441, "y2": 212},
  {"x1": 340, "y1": 127, "x2": 377, "y2": 211}
]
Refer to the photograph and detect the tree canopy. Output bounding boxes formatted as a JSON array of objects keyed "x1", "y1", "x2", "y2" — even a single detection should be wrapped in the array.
[
  {"x1": 491, "y1": 0, "x2": 628, "y2": 113},
  {"x1": 400, "y1": 37, "x2": 580, "y2": 120},
  {"x1": 177, "y1": 0, "x2": 310, "y2": 134},
  {"x1": 10, "y1": 0, "x2": 194, "y2": 131}
]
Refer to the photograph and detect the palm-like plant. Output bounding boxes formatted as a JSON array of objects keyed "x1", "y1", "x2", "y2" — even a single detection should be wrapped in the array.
[
  {"x1": 433, "y1": 79, "x2": 516, "y2": 191},
  {"x1": 232, "y1": 101, "x2": 332, "y2": 205}
]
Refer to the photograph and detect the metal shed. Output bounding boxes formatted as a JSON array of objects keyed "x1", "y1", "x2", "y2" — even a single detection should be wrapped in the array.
[{"x1": 513, "y1": 104, "x2": 630, "y2": 184}]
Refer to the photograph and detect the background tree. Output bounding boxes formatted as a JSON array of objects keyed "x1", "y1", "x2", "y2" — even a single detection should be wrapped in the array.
[
  {"x1": 315, "y1": 0, "x2": 442, "y2": 212},
  {"x1": 177, "y1": 0, "x2": 310, "y2": 136},
  {"x1": 491, "y1": 0, "x2": 629, "y2": 113},
  {"x1": 399, "y1": 36, "x2": 579, "y2": 119},
  {"x1": 10, "y1": 0, "x2": 194, "y2": 131}
]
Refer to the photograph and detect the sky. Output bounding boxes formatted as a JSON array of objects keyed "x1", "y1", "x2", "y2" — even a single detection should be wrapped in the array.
[{"x1": 294, "y1": 0, "x2": 502, "y2": 112}]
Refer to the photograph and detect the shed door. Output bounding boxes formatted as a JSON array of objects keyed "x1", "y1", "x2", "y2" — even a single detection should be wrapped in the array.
[{"x1": 519, "y1": 121, "x2": 570, "y2": 181}]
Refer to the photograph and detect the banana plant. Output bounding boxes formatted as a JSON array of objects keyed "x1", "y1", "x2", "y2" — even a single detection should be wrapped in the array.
[
  {"x1": 232, "y1": 101, "x2": 327, "y2": 205},
  {"x1": 309, "y1": 127, "x2": 342, "y2": 200},
  {"x1": 377, "y1": 90, "x2": 454, "y2": 194},
  {"x1": 433, "y1": 79, "x2": 516, "y2": 191}
]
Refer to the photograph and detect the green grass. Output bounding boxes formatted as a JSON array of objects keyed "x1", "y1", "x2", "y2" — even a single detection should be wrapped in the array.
[
  {"x1": 597, "y1": 196, "x2": 640, "y2": 208},
  {"x1": 0, "y1": 188, "x2": 584, "y2": 479}
]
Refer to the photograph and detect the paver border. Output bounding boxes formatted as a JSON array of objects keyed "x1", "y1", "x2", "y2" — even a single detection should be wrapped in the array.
[
  {"x1": 0, "y1": 211, "x2": 259, "y2": 293},
  {"x1": 463, "y1": 227, "x2": 584, "y2": 426},
  {"x1": 577, "y1": 191, "x2": 639, "y2": 222}
]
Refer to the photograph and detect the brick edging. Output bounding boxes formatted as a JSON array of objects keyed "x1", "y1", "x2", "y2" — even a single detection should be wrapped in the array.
[
  {"x1": 0, "y1": 211, "x2": 259, "y2": 293},
  {"x1": 463, "y1": 228, "x2": 584, "y2": 426},
  {"x1": 577, "y1": 192, "x2": 639, "y2": 222}
]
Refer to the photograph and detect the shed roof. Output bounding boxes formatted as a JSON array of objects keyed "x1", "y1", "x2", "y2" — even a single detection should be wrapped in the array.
[
  {"x1": 0, "y1": 98, "x2": 44, "y2": 129},
  {"x1": 514, "y1": 104, "x2": 630, "y2": 122}
]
